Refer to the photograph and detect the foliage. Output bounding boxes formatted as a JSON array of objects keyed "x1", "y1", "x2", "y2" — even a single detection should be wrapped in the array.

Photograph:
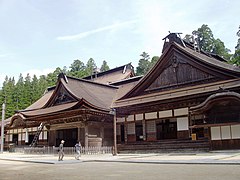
[
  {"x1": 184, "y1": 24, "x2": 231, "y2": 60},
  {"x1": 85, "y1": 58, "x2": 97, "y2": 76},
  {"x1": 136, "y1": 52, "x2": 159, "y2": 76},
  {"x1": 100, "y1": 60, "x2": 110, "y2": 72},
  {"x1": 0, "y1": 58, "x2": 103, "y2": 119},
  {"x1": 230, "y1": 26, "x2": 240, "y2": 66},
  {"x1": 136, "y1": 52, "x2": 151, "y2": 75}
]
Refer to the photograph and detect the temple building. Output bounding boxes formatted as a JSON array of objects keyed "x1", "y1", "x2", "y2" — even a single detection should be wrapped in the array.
[{"x1": 2, "y1": 33, "x2": 240, "y2": 151}]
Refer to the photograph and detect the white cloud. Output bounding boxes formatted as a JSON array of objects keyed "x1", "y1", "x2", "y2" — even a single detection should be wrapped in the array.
[{"x1": 56, "y1": 19, "x2": 138, "y2": 41}]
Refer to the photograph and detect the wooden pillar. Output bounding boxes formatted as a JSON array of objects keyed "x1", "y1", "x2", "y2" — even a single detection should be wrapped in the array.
[
  {"x1": 124, "y1": 122, "x2": 128, "y2": 143},
  {"x1": 142, "y1": 119, "x2": 146, "y2": 141},
  {"x1": 49, "y1": 130, "x2": 56, "y2": 146},
  {"x1": 100, "y1": 126, "x2": 104, "y2": 141},
  {"x1": 113, "y1": 110, "x2": 117, "y2": 155},
  {"x1": 85, "y1": 125, "x2": 88, "y2": 148},
  {"x1": 78, "y1": 127, "x2": 81, "y2": 142}
]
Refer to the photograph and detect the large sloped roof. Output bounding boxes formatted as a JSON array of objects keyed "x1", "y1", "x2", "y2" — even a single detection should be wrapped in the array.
[
  {"x1": 25, "y1": 89, "x2": 54, "y2": 110},
  {"x1": 11, "y1": 74, "x2": 118, "y2": 123},
  {"x1": 83, "y1": 63, "x2": 134, "y2": 84},
  {"x1": 118, "y1": 40, "x2": 240, "y2": 101},
  {"x1": 59, "y1": 76, "x2": 118, "y2": 110}
]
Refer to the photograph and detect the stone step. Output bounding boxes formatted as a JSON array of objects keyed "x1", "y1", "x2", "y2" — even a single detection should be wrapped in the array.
[{"x1": 117, "y1": 139, "x2": 210, "y2": 153}]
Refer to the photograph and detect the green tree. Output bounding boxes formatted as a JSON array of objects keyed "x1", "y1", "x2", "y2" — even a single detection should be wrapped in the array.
[
  {"x1": 46, "y1": 67, "x2": 62, "y2": 86},
  {"x1": 1, "y1": 76, "x2": 16, "y2": 118},
  {"x1": 100, "y1": 60, "x2": 110, "y2": 72},
  {"x1": 136, "y1": 52, "x2": 151, "y2": 75},
  {"x1": 236, "y1": 25, "x2": 240, "y2": 50},
  {"x1": 212, "y1": 38, "x2": 231, "y2": 60},
  {"x1": 193, "y1": 24, "x2": 215, "y2": 52},
  {"x1": 23, "y1": 73, "x2": 32, "y2": 106},
  {"x1": 69, "y1": 59, "x2": 85, "y2": 72},
  {"x1": 149, "y1": 56, "x2": 159, "y2": 69},
  {"x1": 185, "y1": 24, "x2": 231, "y2": 60},
  {"x1": 85, "y1": 58, "x2": 96, "y2": 76},
  {"x1": 15, "y1": 74, "x2": 25, "y2": 110},
  {"x1": 231, "y1": 26, "x2": 240, "y2": 66},
  {"x1": 68, "y1": 59, "x2": 87, "y2": 78}
]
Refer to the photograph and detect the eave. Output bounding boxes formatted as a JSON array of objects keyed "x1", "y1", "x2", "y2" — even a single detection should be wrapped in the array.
[{"x1": 113, "y1": 78, "x2": 240, "y2": 108}]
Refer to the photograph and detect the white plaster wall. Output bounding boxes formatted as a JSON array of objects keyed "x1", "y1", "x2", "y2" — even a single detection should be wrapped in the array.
[
  {"x1": 44, "y1": 131, "x2": 48, "y2": 140},
  {"x1": 159, "y1": 110, "x2": 172, "y2": 118},
  {"x1": 127, "y1": 115, "x2": 134, "y2": 122},
  {"x1": 117, "y1": 117, "x2": 125, "y2": 122},
  {"x1": 18, "y1": 134, "x2": 21, "y2": 141},
  {"x1": 9, "y1": 134, "x2": 12, "y2": 142},
  {"x1": 174, "y1": 108, "x2": 188, "y2": 116},
  {"x1": 39, "y1": 132, "x2": 43, "y2": 140},
  {"x1": 221, "y1": 126, "x2": 231, "y2": 140},
  {"x1": 211, "y1": 127, "x2": 221, "y2": 140},
  {"x1": 145, "y1": 112, "x2": 157, "y2": 120},
  {"x1": 135, "y1": 114, "x2": 143, "y2": 120},
  {"x1": 231, "y1": 125, "x2": 240, "y2": 139},
  {"x1": 177, "y1": 117, "x2": 189, "y2": 131}
]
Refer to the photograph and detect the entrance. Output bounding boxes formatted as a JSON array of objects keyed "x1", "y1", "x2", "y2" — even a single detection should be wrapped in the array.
[
  {"x1": 56, "y1": 128, "x2": 78, "y2": 147},
  {"x1": 12, "y1": 134, "x2": 18, "y2": 145},
  {"x1": 120, "y1": 124, "x2": 125, "y2": 142},
  {"x1": 156, "y1": 119, "x2": 177, "y2": 140},
  {"x1": 135, "y1": 122, "x2": 143, "y2": 141},
  {"x1": 26, "y1": 134, "x2": 35, "y2": 145}
]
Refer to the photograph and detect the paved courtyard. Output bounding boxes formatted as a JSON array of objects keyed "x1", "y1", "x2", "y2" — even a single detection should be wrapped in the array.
[
  {"x1": 0, "y1": 151, "x2": 240, "y2": 180},
  {"x1": 0, "y1": 160, "x2": 239, "y2": 180}
]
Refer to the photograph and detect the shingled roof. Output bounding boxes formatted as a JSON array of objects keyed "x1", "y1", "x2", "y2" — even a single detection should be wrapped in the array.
[{"x1": 83, "y1": 63, "x2": 135, "y2": 84}]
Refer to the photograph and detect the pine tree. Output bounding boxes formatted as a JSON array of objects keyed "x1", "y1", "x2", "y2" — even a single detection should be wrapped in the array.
[{"x1": 100, "y1": 60, "x2": 110, "y2": 72}]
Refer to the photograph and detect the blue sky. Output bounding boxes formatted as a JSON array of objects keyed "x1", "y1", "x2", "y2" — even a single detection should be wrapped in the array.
[{"x1": 0, "y1": 0, "x2": 239, "y2": 86}]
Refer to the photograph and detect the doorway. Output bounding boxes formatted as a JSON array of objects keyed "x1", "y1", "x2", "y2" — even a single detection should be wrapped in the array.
[
  {"x1": 120, "y1": 124, "x2": 125, "y2": 142},
  {"x1": 156, "y1": 119, "x2": 177, "y2": 140},
  {"x1": 135, "y1": 122, "x2": 143, "y2": 141},
  {"x1": 56, "y1": 128, "x2": 78, "y2": 147}
]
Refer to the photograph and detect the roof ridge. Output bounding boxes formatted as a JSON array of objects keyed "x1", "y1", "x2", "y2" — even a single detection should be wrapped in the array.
[
  {"x1": 82, "y1": 62, "x2": 133, "y2": 79},
  {"x1": 66, "y1": 75, "x2": 119, "y2": 89}
]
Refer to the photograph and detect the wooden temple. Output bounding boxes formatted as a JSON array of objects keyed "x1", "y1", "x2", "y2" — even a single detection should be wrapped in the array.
[{"x1": 2, "y1": 33, "x2": 240, "y2": 151}]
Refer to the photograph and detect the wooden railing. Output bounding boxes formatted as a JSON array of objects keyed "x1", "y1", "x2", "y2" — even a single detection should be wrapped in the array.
[{"x1": 13, "y1": 146, "x2": 113, "y2": 155}]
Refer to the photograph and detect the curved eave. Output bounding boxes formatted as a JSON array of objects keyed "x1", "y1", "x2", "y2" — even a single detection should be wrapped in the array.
[
  {"x1": 77, "y1": 98, "x2": 111, "y2": 113},
  {"x1": 9, "y1": 99, "x2": 111, "y2": 126},
  {"x1": 9, "y1": 113, "x2": 26, "y2": 127},
  {"x1": 190, "y1": 91, "x2": 240, "y2": 114}
]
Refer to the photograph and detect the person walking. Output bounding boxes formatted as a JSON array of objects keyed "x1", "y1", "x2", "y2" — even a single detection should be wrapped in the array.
[
  {"x1": 75, "y1": 141, "x2": 81, "y2": 160},
  {"x1": 58, "y1": 140, "x2": 65, "y2": 161}
]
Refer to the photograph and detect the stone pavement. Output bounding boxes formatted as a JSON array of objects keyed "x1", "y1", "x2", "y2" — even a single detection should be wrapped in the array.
[{"x1": 0, "y1": 150, "x2": 240, "y2": 165}]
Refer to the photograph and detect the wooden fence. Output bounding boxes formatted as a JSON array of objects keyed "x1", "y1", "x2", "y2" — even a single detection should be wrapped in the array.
[{"x1": 13, "y1": 146, "x2": 113, "y2": 155}]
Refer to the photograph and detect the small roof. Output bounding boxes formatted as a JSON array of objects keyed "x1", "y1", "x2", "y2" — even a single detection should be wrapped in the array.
[
  {"x1": 190, "y1": 91, "x2": 240, "y2": 114},
  {"x1": 83, "y1": 63, "x2": 134, "y2": 84}
]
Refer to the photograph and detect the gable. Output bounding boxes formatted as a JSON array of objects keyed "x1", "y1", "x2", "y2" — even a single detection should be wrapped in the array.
[
  {"x1": 46, "y1": 84, "x2": 78, "y2": 107},
  {"x1": 121, "y1": 43, "x2": 240, "y2": 99},
  {"x1": 146, "y1": 53, "x2": 216, "y2": 92}
]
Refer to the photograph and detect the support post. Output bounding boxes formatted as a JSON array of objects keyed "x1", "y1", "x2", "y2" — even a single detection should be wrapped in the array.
[
  {"x1": 1, "y1": 103, "x2": 5, "y2": 153},
  {"x1": 142, "y1": 119, "x2": 146, "y2": 141},
  {"x1": 113, "y1": 109, "x2": 117, "y2": 155},
  {"x1": 84, "y1": 125, "x2": 88, "y2": 148},
  {"x1": 78, "y1": 127, "x2": 81, "y2": 142}
]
